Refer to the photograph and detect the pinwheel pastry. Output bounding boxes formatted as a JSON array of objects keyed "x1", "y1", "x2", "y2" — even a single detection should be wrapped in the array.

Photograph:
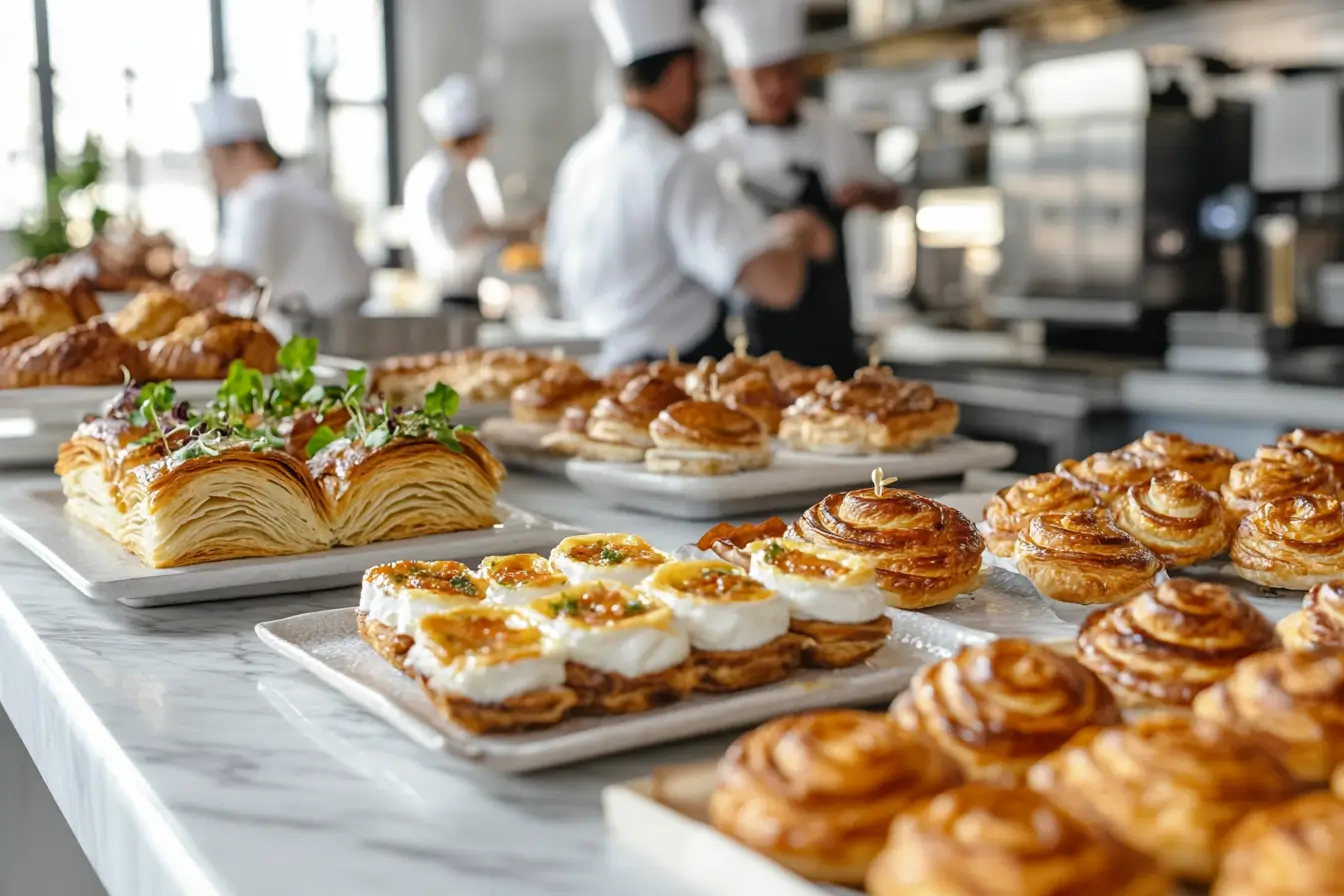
[
  {"x1": 645, "y1": 399, "x2": 771, "y2": 476},
  {"x1": 866, "y1": 784, "x2": 1173, "y2": 896},
  {"x1": 695, "y1": 517, "x2": 788, "y2": 569},
  {"x1": 508, "y1": 360, "x2": 606, "y2": 424},
  {"x1": 1055, "y1": 451, "x2": 1156, "y2": 505},
  {"x1": 709, "y1": 709, "x2": 961, "y2": 886},
  {"x1": 716, "y1": 371, "x2": 789, "y2": 435},
  {"x1": 1112, "y1": 470, "x2": 1228, "y2": 566},
  {"x1": 1012, "y1": 509, "x2": 1162, "y2": 605},
  {"x1": 525, "y1": 581, "x2": 695, "y2": 714},
  {"x1": 791, "y1": 475, "x2": 984, "y2": 609},
  {"x1": 578, "y1": 374, "x2": 687, "y2": 462},
  {"x1": 1121, "y1": 430, "x2": 1238, "y2": 491},
  {"x1": 478, "y1": 553, "x2": 567, "y2": 608},
  {"x1": 1193, "y1": 648, "x2": 1344, "y2": 784},
  {"x1": 109, "y1": 289, "x2": 193, "y2": 342},
  {"x1": 548, "y1": 533, "x2": 669, "y2": 586},
  {"x1": 981, "y1": 472, "x2": 1100, "y2": 558},
  {"x1": 641, "y1": 560, "x2": 800, "y2": 691},
  {"x1": 1027, "y1": 712, "x2": 1298, "y2": 883},
  {"x1": 1220, "y1": 445, "x2": 1336, "y2": 525},
  {"x1": 1278, "y1": 427, "x2": 1344, "y2": 482},
  {"x1": 1076, "y1": 578, "x2": 1274, "y2": 709},
  {"x1": 1230, "y1": 494, "x2": 1344, "y2": 589},
  {"x1": 358, "y1": 560, "x2": 488, "y2": 669},
  {"x1": 1213, "y1": 792, "x2": 1344, "y2": 896},
  {"x1": 143, "y1": 312, "x2": 282, "y2": 379},
  {"x1": 779, "y1": 371, "x2": 959, "y2": 455},
  {"x1": 404, "y1": 607, "x2": 577, "y2": 734},
  {"x1": 1277, "y1": 581, "x2": 1344, "y2": 651},
  {"x1": 0, "y1": 319, "x2": 147, "y2": 389},
  {"x1": 746, "y1": 538, "x2": 892, "y2": 667},
  {"x1": 891, "y1": 638, "x2": 1119, "y2": 785}
]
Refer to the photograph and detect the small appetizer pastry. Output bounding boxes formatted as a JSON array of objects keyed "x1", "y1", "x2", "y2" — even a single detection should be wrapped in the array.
[
  {"x1": 717, "y1": 371, "x2": 789, "y2": 435},
  {"x1": 760, "y1": 352, "x2": 835, "y2": 404},
  {"x1": 404, "y1": 607, "x2": 577, "y2": 734},
  {"x1": 746, "y1": 538, "x2": 892, "y2": 667},
  {"x1": 682, "y1": 353, "x2": 767, "y2": 399},
  {"x1": 1055, "y1": 451, "x2": 1156, "y2": 505},
  {"x1": 890, "y1": 638, "x2": 1119, "y2": 785},
  {"x1": 981, "y1": 472, "x2": 1100, "y2": 558},
  {"x1": 508, "y1": 360, "x2": 606, "y2": 424},
  {"x1": 579, "y1": 374, "x2": 687, "y2": 462},
  {"x1": 1013, "y1": 509, "x2": 1162, "y2": 605},
  {"x1": 1027, "y1": 712, "x2": 1298, "y2": 883},
  {"x1": 537, "y1": 404, "x2": 591, "y2": 457},
  {"x1": 1278, "y1": 427, "x2": 1344, "y2": 483},
  {"x1": 358, "y1": 560, "x2": 488, "y2": 669},
  {"x1": 1121, "y1": 430, "x2": 1238, "y2": 491},
  {"x1": 641, "y1": 560, "x2": 800, "y2": 691},
  {"x1": 1214, "y1": 792, "x2": 1344, "y2": 896},
  {"x1": 1113, "y1": 470, "x2": 1228, "y2": 566},
  {"x1": 548, "y1": 533, "x2": 669, "y2": 586},
  {"x1": 779, "y1": 374, "x2": 959, "y2": 455},
  {"x1": 645, "y1": 399, "x2": 771, "y2": 476},
  {"x1": 1231, "y1": 494, "x2": 1344, "y2": 590},
  {"x1": 695, "y1": 517, "x2": 788, "y2": 569},
  {"x1": 866, "y1": 784, "x2": 1173, "y2": 896},
  {"x1": 478, "y1": 553, "x2": 567, "y2": 608},
  {"x1": 1277, "y1": 581, "x2": 1344, "y2": 651},
  {"x1": 1221, "y1": 445, "x2": 1336, "y2": 525},
  {"x1": 709, "y1": 710, "x2": 962, "y2": 886},
  {"x1": 1076, "y1": 578, "x2": 1274, "y2": 709},
  {"x1": 527, "y1": 581, "x2": 695, "y2": 714}
]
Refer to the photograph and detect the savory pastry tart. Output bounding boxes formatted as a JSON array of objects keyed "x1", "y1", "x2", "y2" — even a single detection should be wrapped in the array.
[
  {"x1": 695, "y1": 517, "x2": 788, "y2": 569},
  {"x1": 1055, "y1": 450, "x2": 1156, "y2": 504},
  {"x1": 1230, "y1": 494, "x2": 1344, "y2": 589},
  {"x1": 1027, "y1": 712, "x2": 1298, "y2": 883},
  {"x1": 578, "y1": 374, "x2": 687, "y2": 462},
  {"x1": 866, "y1": 784, "x2": 1172, "y2": 896},
  {"x1": 1121, "y1": 430, "x2": 1238, "y2": 491},
  {"x1": 358, "y1": 560, "x2": 488, "y2": 669},
  {"x1": 890, "y1": 638, "x2": 1119, "y2": 785},
  {"x1": 0, "y1": 319, "x2": 147, "y2": 388},
  {"x1": 641, "y1": 560, "x2": 800, "y2": 691},
  {"x1": 1112, "y1": 469, "x2": 1228, "y2": 566},
  {"x1": 526, "y1": 581, "x2": 695, "y2": 714},
  {"x1": 508, "y1": 360, "x2": 606, "y2": 424},
  {"x1": 143, "y1": 311, "x2": 281, "y2": 379},
  {"x1": 1278, "y1": 427, "x2": 1344, "y2": 483},
  {"x1": 109, "y1": 289, "x2": 193, "y2": 342},
  {"x1": 746, "y1": 538, "x2": 892, "y2": 667},
  {"x1": 1076, "y1": 578, "x2": 1274, "y2": 709},
  {"x1": 709, "y1": 709, "x2": 961, "y2": 886},
  {"x1": 779, "y1": 371, "x2": 959, "y2": 455},
  {"x1": 1220, "y1": 445, "x2": 1337, "y2": 525},
  {"x1": 1013, "y1": 509, "x2": 1162, "y2": 605},
  {"x1": 404, "y1": 607, "x2": 577, "y2": 734},
  {"x1": 548, "y1": 533, "x2": 669, "y2": 586},
  {"x1": 645, "y1": 399, "x2": 771, "y2": 476},
  {"x1": 1214, "y1": 792, "x2": 1344, "y2": 896},
  {"x1": 1277, "y1": 580, "x2": 1344, "y2": 651},
  {"x1": 716, "y1": 371, "x2": 789, "y2": 436},
  {"x1": 981, "y1": 472, "x2": 1100, "y2": 557},
  {"x1": 478, "y1": 553, "x2": 567, "y2": 607}
]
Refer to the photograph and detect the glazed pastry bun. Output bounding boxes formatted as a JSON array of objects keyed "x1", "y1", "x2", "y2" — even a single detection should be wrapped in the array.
[
  {"x1": 1220, "y1": 445, "x2": 1336, "y2": 525},
  {"x1": 579, "y1": 374, "x2": 687, "y2": 462},
  {"x1": 548, "y1": 533, "x2": 669, "y2": 587},
  {"x1": 478, "y1": 553, "x2": 567, "y2": 607},
  {"x1": 646, "y1": 399, "x2": 770, "y2": 476},
  {"x1": 1278, "y1": 427, "x2": 1344, "y2": 483},
  {"x1": 1055, "y1": 451, "x2": 1156, "y2": 505},
  {"x1": 508, "y1": 361, "x2": 605, "y2": 424},
  {"x1": 1076, "y1": 578, "x2": 1274, "y2": 709},
  {"x1": 866, "y1": 784, "x2": 1173, "y2": 896},
  {"x1": 1213, "y1": 791, "x2": 1344, "y2": 896},
  {"x1": 746, "y1": 538, "x2": 893, "y2": 668},
  {"x1": 709, "y1": 710, "x2": 961, "y2": 886},
  {"x1": 641, "y1": 560, "x2": 800, "y2": 691},
  {"x1": 1277, "y1": 581, "x2": 1344, "y2": 651},
  {"x1": 1027, "y1": 713, "x2": 1298, "y2": 883},
  {"x1": 1230, "y1": 494, "x2": 1344, "y2": 590},
  {"x1": 1121, "y1": 430, "x2": 1237, "y2": 491},
  {"x1": 779, "y1": 373, "x2": 958, "y2": 455},
  {"x1": 891, "y1": 639, "x2": 1119, "y2": 785},
  {"x1": 1112, "y1": 470, "x2": 1228, "y2": 567},
  {"x1": 716, "y1": 371, "x2": 789, "y2": 436},
  {"x1": 981, "y1": 472, "x2": 1100, "y2": 558},
  {"x1": 358, "y1": 560, "x2": 488, "y2": 670},
  {"x1": 1013, "y1": 509, "x2": 1162, "y2": 605}
]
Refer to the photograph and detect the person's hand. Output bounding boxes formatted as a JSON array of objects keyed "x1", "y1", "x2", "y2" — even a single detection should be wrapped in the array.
[
  {"x1": 771, "y1": 208, "x2": 836, "y2": 263},
  {"x1": 171, "y1": 266, "x2": 257, "y2": 309},
  {"x1": 835, "y1": 181, "x2": 903, "y2": 212}
]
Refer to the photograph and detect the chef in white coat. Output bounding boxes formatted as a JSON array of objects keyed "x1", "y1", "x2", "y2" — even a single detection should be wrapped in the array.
[
  {"x1": 692, "y1": 0, "x2": 901, "y2": 376},
  {"x1": 545, "y1": 0, "x2": 835, "y2": 371}
]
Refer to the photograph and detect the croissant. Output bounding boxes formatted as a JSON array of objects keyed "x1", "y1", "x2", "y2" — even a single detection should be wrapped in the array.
[
  {"x1": 1112, "y1": 470, "x2": 1228, "y2": 566},
  {"x1": 0, "y1": 320, "x2": 147, "y2": 389},
  {"x1": 982, "y1": 472, "x2": 1100, "y2": 557},
  {"x1": 143, "y1": 313, "x2": 281, "y2": 380},
  {"x1": 1221, "y1": 445, "x2": 1336, "y2": 525},
  {"x1": 1055, "y1": 451, "x2": 1156, "y2": 504},
  {"x1": 1230, "y1": 494, "x2": 1344, "y2": 590},
  {"x1": 1122, "y1": 430, "x2": 1237, "y2": 491},
  {"x1": 0, "y1": 313, "x2": 34, "y2": 350},
  {"x1": 1013, "y1": 509, "x2": 1162, "y2": 605},
  {"x1": 109, "y1": 289, "x2": 193, "y2": 342},
  {"x1": 1213, "y1": 792, "x2": 1344, "y2": 896},
  {"x1": 0, "y1": 285, "x2": 80, "y2": 336},
  {"x1": 1277, "y1": 581, "x2": 1344, "y2": 651},
  {"x1": 1279, "y1": 428, "x2": 1344, "y2": 483}
]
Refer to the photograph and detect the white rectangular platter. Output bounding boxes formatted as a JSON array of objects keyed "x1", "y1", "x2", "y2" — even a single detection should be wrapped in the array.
[
  {"x1": 0, "y1": 479, "x2": 581, "y2": 607},
  {"x1": 255, "y1": 606, "x2": 989, "y2": 774}
]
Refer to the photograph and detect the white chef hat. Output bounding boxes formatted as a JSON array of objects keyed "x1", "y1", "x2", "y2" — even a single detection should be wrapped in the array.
[
  {"x1": 590, "y1": 0, "x2": 695, "y2": 67},
  {"x1": 419, "y1": 75, "x2": 487, "y2": 141},
  {"x1": 193, "y1": 90, "x2": 268, "y2": 147},
  {"x1": 704, "y1": 0, "x2": 807, "y2": 70}
]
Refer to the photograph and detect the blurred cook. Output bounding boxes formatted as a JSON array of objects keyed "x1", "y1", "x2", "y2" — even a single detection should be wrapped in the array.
[
  {"x1": 545, "y1": 0, "x2": 834, "y2": 372},
  {"x1": 693, "y1": 0, "x2": 902, "y2": 377}
]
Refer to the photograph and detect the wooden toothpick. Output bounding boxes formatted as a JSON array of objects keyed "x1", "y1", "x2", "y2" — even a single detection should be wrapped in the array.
[
  {"x1": 733, "y1": 334, "x2": 748, "y2": 359},
  {"x1": 550, "y1": 347, "x2": 566, "y2": 361},
  {"x1": 668, "y1": 346, "x2": 679, "y2": 366},
  {"x1": 709, "y1": 373, "x2": 721, "y2": 403},
  {"x1": 868, "y1": 342, "x2": 881, "y2": 369},
  {"x1": 871, "y1": 467, "x2": 899, "y2": 497}
]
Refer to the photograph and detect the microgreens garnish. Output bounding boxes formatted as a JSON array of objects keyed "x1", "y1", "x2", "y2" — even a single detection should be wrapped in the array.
[
  {"x1": 550, "y1": 595, "x2": 582, "y2": 616},
  {"x1": 599, "y1": 546, "x2": 626, "y2": 565},
  {"x1": 764, "y1": 542, "x2": 785, "y2": 562},
  {"x1": 447, "y1": 573, "x2": 479, "y2": 596},
  {"x1": 623, "y1": 599, "x2": 647, "y2": 615}
]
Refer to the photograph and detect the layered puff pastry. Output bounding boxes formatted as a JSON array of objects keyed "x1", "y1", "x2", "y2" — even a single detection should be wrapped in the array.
[
  {"x1": 866, "y1": 784, "x2": 1173, "y2": 896},
  {"x1": 109, "y1": 289, "x2": 193, "y2": 342},
  {"x1": 358, "y1": 560, "x2": 488, "y2": 669},
  {"x1": 1213, "y1": 791, "x2": 1344, "y2": 896},
  {"x1": 1230, "y1": 494, "x2": 1344, "y2": 590},
  {"x1": 548, "y1": 533, "x2": 669, "y2": 586},
  {"x1": 890, "y1": 638, "x2": 1119, "y2": 786},
  {"x1": 1012, "y1": 509, "x2": 1162, "y2": 605},
  {"x1": 1220, "y1": 445, "x2": 1337, "y2": 525},
  {"x1": 709, "y1": 710, "x2": 962, "y2": 886},
  {"x1": 577, "y1": 374, "x2": 688, "y2": 462},
  {"x1": 981, "y1": 472, "x2": 1100, "y2": 558},
  {"x1": 1112, "y1": 470, "x2": 1228, "y2": 566},
  {"x1": 1076, "y1": 578, "x2": 1275, "y2": 709},
  {"x1": 1121, "y1": 430, "x2": 1237, "y2": 491},
  {"x1": 478, "y1": 553, "x2": 568, "y2": 607},
  {"x1": 1055, "y1": 451, "x2": 1156, "y2": 505},
  {"x1": 1277, "y1": 580, "x2": 1344, "y2": 651},
  {"x1": 715, "y1": 371, "x2": 789, "y2": 436},
  {"x1": 641, "y1": 560, "x2": 801, "y2": 691},
  {"x1": 746, "y1": 538, "x2": 892, "y2": 668},
  {"x1": 645, "y1": 399, "x2": 771, "y2": 476},
  {"x1": 779, "y1": 371, "x2": 958, "y2": 455},
  {"x1": 1278, "y1": 427, "x2": 1344, "y2": 482},
  {"x1": 696, "y1": 517, "x2": 789, "y2": 569},
  {"x1": 508, "y1": 360, "x2": 606, "y2": 424},
  {"x1": 1027, "y1": 713, "x2": 1299, "y2": 883},
  {"x1": 372, "y1": 347, "x2": 551, "y2": 405},
  {"x1": 0, "y1": 320, "x2": 147, "y2": 389}
]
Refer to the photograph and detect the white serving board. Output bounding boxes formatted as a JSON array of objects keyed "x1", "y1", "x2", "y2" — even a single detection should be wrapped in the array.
[
  {"x1": 448, "y1": 400, "x2": 509, "y2": 428},
  {"x1": 255, "y1": 606, "x2": 989, "y2": 774},
  {"x1": 476, "y1": 417, "x2": 570, "y2": 476},
  {"x1": 0, "y1": 479, "x2": 581, "y2": 607}
]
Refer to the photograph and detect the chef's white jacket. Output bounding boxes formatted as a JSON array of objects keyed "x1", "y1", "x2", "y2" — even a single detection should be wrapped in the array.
[
  {"x1": 545, "y1": 105, "x2": 777, "y2": 370},
  {"x1": 403, "y1": 148, "x2": 490, "y2": 299}
]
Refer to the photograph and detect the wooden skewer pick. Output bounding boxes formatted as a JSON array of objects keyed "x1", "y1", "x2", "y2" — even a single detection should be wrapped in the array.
[
  {"x1": 668, "y1": 346, "x2": 679, "y2": 366},
  {"x1": 709, "y1": 373, "x2": 721, "y2": 403},
  {"x1": 551, "y1": 347, "x2": 566, "y2": 361},
  {"x1": 871, "y1": 467, "x2": 899, "y2": 497},
  {"x1": 248, "y1": 277, "x2": 273, "y2": 321},
  {"x1": 868, "y1": 342, "x2": 881, "y2": 369},
  {"x1": 733, "y1": 334, "x2": 748, "y2": 359}
]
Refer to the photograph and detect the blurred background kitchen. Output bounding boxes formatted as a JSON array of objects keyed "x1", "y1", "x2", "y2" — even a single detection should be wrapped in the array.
[{"x1": 5, "y1": 0, "x2": 1344, "y2": 469}]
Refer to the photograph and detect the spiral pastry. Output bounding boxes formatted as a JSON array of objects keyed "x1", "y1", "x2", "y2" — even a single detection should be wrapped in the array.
[
  {"x1": 1277, "y1": 581, "x2": 1344, "y2": 652},
  {"x1": 709, "y1": 710, "x2": 961, "y2": 885},
  {"x1": 1113, "y1": 470, "x2": 1228, "y2": 566},
  {"x1": 1055, "y1": 451, "x2": 1157, "y2": 504},
  {"x1": 646, "y1": 399, "x2": 770, "y2": 475},
  {"x1": 982, "y1": 473, "x2": 1100, "y2": 558},
  {"x1": 1213, "y1": 792, "x2": 1344, "y2": 896},
  {"x1": 780, "y1": 375, "x2": 959, "y2": 454},
  {"x1": 1220, "y1": 445, "x2": 1336, "y2": 525},
  {"x1": 1012, "y1": 509, "x2": 1162, "y2": 605},
  {"x1": 1278, "y1": 427, "x2": 1344, "y2": 483},
  {"x1": 717, "y1": 371, "x2": 789, "y2": 435},
  {"x1": 1230, "y1": 494, "x2": 1344, "y2": 590},
  {"x1": 1027, "y1": 712, "x2": 1298, "y2": 883},
  {"x1": 508, "y1": 361, "x2": 606, "y2": 424},
  {"x1": 791, "y1": 487, "x2": 984, "y2": 609},
  {"x1": 1076, "y1": 578, "x2": 1274, "y2": 708},
  {"x1": 890, "y1": 639, "x2": 1119, "y2": 785},
  {"x1": 1122, "y1": 430, "x2": 1238, "y2": 491},
  {"x1": 866, "y1": 784, "x2": 1173, "y2": 896},
  {"x1": 580, "y1": 375, "x2": 687, "y2": 460}
]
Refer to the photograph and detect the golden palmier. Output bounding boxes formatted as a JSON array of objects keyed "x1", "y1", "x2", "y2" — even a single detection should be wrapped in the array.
[
  {"x1": 1121, "y1": 430, "x2": 1237, "y2": 491},
  {"x1": 646, "y1": 399, "x2": 770, "y2": 475},
  {"x1": 1055, "y1": 451, "x2": 1156, "y2": 505},
  {"x1": 1220, "y1": 445, "x2": 1336, "y2": 525},
  {"x1": 982, "y1": 472, "x2": 1100, "y2": 558},
  {"x1": 1213, "y1": 792, "x2": 1344, "y2": 896},
  {"x1": 1230, "y1": 494, "x2": 1344, "y2": 590},
  {"x1": 1113, "y1": 470, "x2": 1228, "y2": 566},
  {"x1": 1278, "y1": 580, "x2": 1344, "y2": 651},
  {"x1": 780, "y1": 375, "x2": 959, "y2": 454},
  {"x1": 1279, "y1": 427, "x2": 1344, "y2": 483},
  {"x1": 1012, "y1": 509, "x2": 1161, "y2": 605},
  {"x1": 717, "y1": 371, "x2": 788, "y2": 436},
  {"x1": 508, "y1": 361, "x2": 605, "y2": 424}
]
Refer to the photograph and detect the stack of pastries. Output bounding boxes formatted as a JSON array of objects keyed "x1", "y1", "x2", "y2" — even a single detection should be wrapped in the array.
[
  {"x1": 371, "y1": 347, "x2": 554, "y2": 407},
  {"x1": 780, "y1": 364, "x2": 960, "y2": 455}
]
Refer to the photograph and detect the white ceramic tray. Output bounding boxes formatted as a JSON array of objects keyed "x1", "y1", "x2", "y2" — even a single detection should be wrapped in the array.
[
  {"x1": 476, "y1": 417, "x2": 569, "y2": 476},
  {"x1": 452, "y1": 400, "x2": 509, "y2": 428},
  {"x1": 254, "y1": 606, "x2": 989, "y2": 773},
  {"x1": 0, "y1": 479, "x2": 581, "y2": 607}
]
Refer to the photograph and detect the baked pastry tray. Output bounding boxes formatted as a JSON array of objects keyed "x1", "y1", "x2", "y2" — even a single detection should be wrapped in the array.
[
  {"x1": 254, "y1": 607, "x2": 989, "y2": 774},
  {"x1": 0, "y1": 479, "x2": 582, "y2": 607}
]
